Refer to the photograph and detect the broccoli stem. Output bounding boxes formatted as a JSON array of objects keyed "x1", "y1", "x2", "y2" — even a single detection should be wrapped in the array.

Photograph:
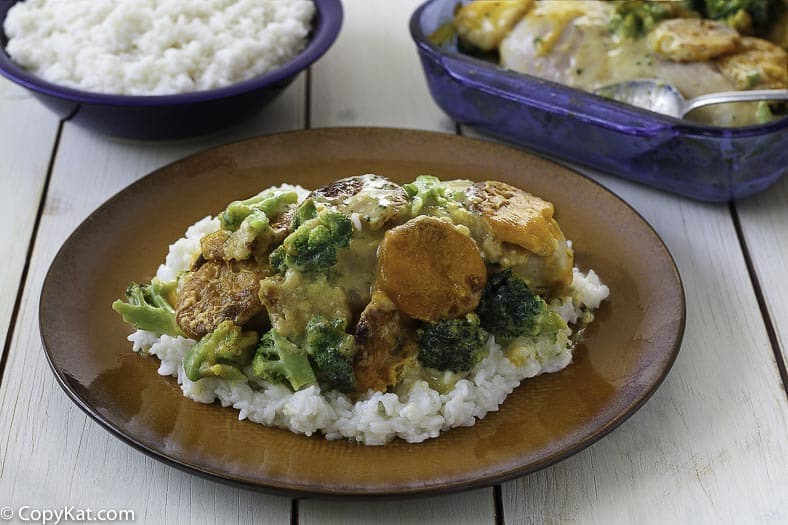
[
  {"x1": 220, "y1": 190, "x2": 298, "y2": 231},
  {"x1": 112, "y1": 279, "x2": 183, "y2": 336},
  {"x1": 403, "y1": 175, "x2": 448, "y2": 215}
]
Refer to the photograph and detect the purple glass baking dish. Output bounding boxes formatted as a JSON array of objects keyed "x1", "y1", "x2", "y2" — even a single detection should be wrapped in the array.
[
  {"x1": 0, "y1": 0, "x2": 342, "y2": 140},
  {"x1": 410, "y1": 0, "x2": 788, "y2": 201}
]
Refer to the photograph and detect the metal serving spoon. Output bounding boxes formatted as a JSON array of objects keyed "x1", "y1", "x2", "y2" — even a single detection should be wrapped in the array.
[{"x1": 595, "y1": 80, "x2": 788, "y2": 119}]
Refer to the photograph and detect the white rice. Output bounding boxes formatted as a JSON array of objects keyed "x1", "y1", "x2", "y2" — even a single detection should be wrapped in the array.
[
  {"x1": 4, "y1": 0, "x2": 315, "y2": 95},
  {"x1": 127, "y1": 211, "x2": 610, "y2": 445}
]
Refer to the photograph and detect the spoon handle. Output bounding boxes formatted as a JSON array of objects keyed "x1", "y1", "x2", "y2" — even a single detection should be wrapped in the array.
[{"x1": 683, "y1": 89, "x2": 788, "y2": 117}]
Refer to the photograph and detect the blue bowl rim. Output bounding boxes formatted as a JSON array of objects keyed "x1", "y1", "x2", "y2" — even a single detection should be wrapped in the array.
[
  {"x1": 0, "y1": 0, "x2": 343, "y2": 106},
  {"x1": 408, "y1": 0, "x2": 788, "y2": 139}
]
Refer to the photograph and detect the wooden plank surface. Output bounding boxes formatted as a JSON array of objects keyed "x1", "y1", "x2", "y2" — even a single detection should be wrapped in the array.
[
  {"x1": 736, "y1": 175, "x2": 788, "y2": 362},
  {"x1": 0, "y1": 77, "x2": 306, "y2": 522},
  {"x1": 299, "y1": 492, "x2": 495, "y2": 525},
  {"x1": 310, "y1": 0, "x2": 452, "y2": 130},
  {"x1": 499, "y1": 168, "x2": 788, "y2": 524},
  {"x1": 0, "y1": 78, "x2": 60, "y2": 352}
]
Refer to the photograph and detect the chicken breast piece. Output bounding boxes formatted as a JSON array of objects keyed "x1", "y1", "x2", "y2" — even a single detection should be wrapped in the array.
[
  {"x1": 467, "y1": 181, "x2": 557, "y2": 255},
  {"x1": 499, "y1": 1, "x2": 620, "y2": 87},
  {"x1": 648, "y1": 18, "x2": 739, "y2": 62},
  {"x1": 716, "y1": 37, "x2": 788, "y2": 89},
  {"x1": 455, "y1": 0, "x2": 535, "y2": 51},
  {"x1": 176, "y1": 260, "x2": 269, "y2": 339},
  {"x1": 309, "y1": 174, "x2": 410, "y2": 230},
  {"x1": 353, "y1": 291, "x2": 419, "y2": 393},
  {"x1": 467, "y1": 181, "x2": 573, "y2": 293},
  {"x1": 377, "y1": 215, "x2": 487, "y2": 322}
]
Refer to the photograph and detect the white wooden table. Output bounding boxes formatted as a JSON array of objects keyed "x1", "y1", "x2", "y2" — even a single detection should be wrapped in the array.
[{"x1": 1, "y1": 1, "x2": 787, "y2": 523}]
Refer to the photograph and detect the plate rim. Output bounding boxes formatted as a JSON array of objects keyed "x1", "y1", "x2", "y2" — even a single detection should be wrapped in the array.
[{"x1": 38, "y1": 126, "x2": 686, "y2": 499}]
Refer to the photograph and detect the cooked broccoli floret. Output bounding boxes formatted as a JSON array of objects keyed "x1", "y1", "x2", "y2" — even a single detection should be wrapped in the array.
[
  {"x1": 416, "y1": 314, "x2": 487, "y2": 373},
  {"x1": 183, "y1": 320, "x2": 258, "y2": 381},
  {"x1": 219, "y1": 188, "x2": 298, "y2": 231},
  {"x1": 304, "y1": 315, "x2": 357, "y2": 393},
  {"x1": 476, "y1": 270, "x2": 567, "y2": 343},
  {"x1": 695, "y1": 0, "x2": 779, "y2": 33},
  {"x1": 112, "y1": 279, "x2": 182, "y2": 336},
  {"x1": 251, "y1": 329, "x2": 317, "y2": 391},
  {"x1": 403, "y1": 175, "x2": 471, "y2": 216},
  {"x1": 222, "y1": 209, "x2": 276, "y2": 261},
  {"x1": 269, "y1": 245, "x2": 287, "y2": 274},
  {"x1": 293, "y1": 198, "x2": 318, "y2": 227},
  {"x1": 403, "y1": 175, "x2": 448, "y2": 215},
  {"x1": 610, "y1": 0, "x2": 678, "y2": 38},
  {"x1": 269, "y1": 201, "x2": 352, "y2": 274}
]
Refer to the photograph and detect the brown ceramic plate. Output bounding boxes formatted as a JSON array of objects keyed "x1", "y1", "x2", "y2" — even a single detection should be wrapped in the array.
[{"x1": 40, "y1": 127, "x2": 684, "y2": 498}]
